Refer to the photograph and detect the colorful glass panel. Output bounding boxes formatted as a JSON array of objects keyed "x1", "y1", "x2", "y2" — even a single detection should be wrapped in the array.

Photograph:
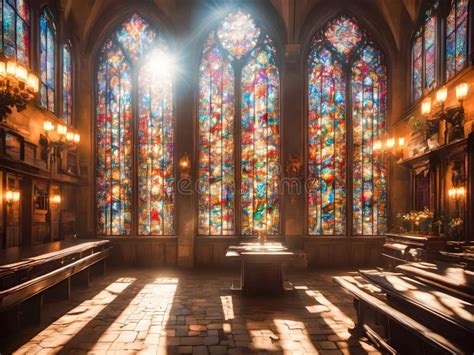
[
  {"x1": 198, "y1": 32, "x2": 235, "y2": 235},
  {"x1": 241, "y1": 39, "x2": 280, "y2": 235},
  {"x1": 40, "y1": 7, "x2": 55, "y2": 112},
  {"x1": 307, "y1": 43, "x2": 346, "y2": 235},
  {"x1": 62, "y1": 43, "x2": 72, "y2": 125},
  {"x1": 307, "y1": 16, "x2": 387, "y2": 236},
  {"x1": 96, "y1": 41, "x2": 133, "y2": 235},
  {"x1": 116, "y1": 13, "x2": 156, "y2": 64},
  {"x1": 96, "y1": 15, "x2": 174, "y2": 236},
  {"x1": 137, "y1": 47, "x2": 174, "y2": 236},
  {"x1": 352, "y1": 45, "x2": 387, "y2": 235},
  {"x1": 446, "y1": 0, "x2": 468, "y2": 80},
  {"x1": 424, "y1": 15, "x2": 437, "y2": 92},
  {"x1": 217, "y1": 10, "x2": 260, "y2": 59},
  {"x1": 198, "y1": 12, "x2": 280, "y2": 236},
  {"x1": 1, "y1": 0, "x2": 30, "y2": 66},
  {"x1": 413, "y1": 32, "x2": 423, "y2": 101},
  {"x1": 325, "y1": 16, "x2": 362, "y2": 59}
]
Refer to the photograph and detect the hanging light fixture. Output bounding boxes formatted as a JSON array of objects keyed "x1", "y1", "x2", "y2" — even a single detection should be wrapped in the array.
[{"x1": 0, "y1": 57, "x2": 39, "y2": 121}]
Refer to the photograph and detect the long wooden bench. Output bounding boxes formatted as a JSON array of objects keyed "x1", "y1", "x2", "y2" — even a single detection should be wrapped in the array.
[
  {"x1": 395, "y1": 262, "x2": 474, "y2": 302},
  {"x1": 360, "y1": 269, "x2": 474, "y2": 338},
  {"x1": 0, "y1": 239, "x2": 111, "y2": 333},
  {"x1": 334, "y1": 276, "x2": 463, "y2": 354}
]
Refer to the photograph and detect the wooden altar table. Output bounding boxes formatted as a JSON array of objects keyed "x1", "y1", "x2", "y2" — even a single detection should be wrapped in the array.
[{"x1": 226, "y1": 242, "x2": 294, "y2": 295}]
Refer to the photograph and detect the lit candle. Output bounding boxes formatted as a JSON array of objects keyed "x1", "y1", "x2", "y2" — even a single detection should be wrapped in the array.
[
  {"x1": 43, "y1": 120, "x2": 54, "y2": 132},
  {"x1": 6, "y1": 61, "x2": 17, "y2": 77},
  {"x1": 66, "y1": 132, "x2": 74, "y2": 142},
  {"x1": 73, "y1": 133, "x2": 80, "y2": 143},
  {"x1": 15, "y1": 65, "x2": 28, "y2": 82},
  {"x1": 386, "y1": 138, "x2": 395, "y2": 149},
  {"x1": 435, "y1": 86, "x2": 447, "y2": 103},
  {"x1": 57, "y1": 124, "x2": 67, "y2": 136},
  {"x1": 456, "y1": 82, "x2": 468, "y2": 101},
  {"x1": 421, "y1": 98, "x2": 431, "y2": 116},
  {"x1": 27, "y1": 73, "x2": 39, "y2": 92}
]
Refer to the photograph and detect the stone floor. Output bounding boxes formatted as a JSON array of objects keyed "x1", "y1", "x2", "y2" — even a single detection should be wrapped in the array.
[{"x1": 9, "y1": 268, "x2": 380, "y2": 354}]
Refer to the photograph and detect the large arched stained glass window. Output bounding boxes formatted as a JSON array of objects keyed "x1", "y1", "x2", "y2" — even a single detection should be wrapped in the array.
[
  {"x1": 446, "y1": 0, "x2": 469, "y2": 80},
  {"x1": 39, "y1": 7, "x2": 56, "y2": 112},
  {"x1": 412, "y1": 6, "x2": 438, "y2": 101},
  {"x1": 96, "y1": 14, "x2": 174, "y2": 236},
  {"x1": 198, "y1": 11, "x2": 280, "y2": 236},
  {"x1": 1, "y1": 0, "x2": 30, "y2": 66},
  {"x1": 307, "y1": 15, "x2": 387, "y2": 236}
]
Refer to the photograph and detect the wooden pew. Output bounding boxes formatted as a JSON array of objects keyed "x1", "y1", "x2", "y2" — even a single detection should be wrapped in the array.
[
  {"x1": 395, "y1": 262, "x2": 474, "y2": 302},
  {"x1": 334, "y1": 276, "x2": 462, "y2": 354},
  {"x1": 0, "y1": 239, "x2": 111, "y2": 332},
  {"x1": 358, "y1": 269, "x2": 473, "y2": 353}
]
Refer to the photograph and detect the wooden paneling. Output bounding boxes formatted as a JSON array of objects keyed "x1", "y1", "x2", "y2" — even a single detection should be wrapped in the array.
[{"x1": 108, "y1": 238, "x2": 178, "y2": 267}]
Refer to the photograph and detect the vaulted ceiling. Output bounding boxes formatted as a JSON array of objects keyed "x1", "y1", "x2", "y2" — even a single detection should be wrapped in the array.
[{"x1": 58, "y1": 0, "x2": 424, "y2": 54}]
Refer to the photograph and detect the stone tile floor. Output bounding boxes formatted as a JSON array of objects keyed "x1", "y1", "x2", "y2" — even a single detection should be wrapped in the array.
[{"x1": 9, "y1": 268, "x2": 380, "y2": 354}]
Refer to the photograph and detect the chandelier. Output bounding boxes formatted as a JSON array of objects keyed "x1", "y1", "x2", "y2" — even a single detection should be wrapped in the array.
[{"x1": 0, "y1": 57, "x2": 39, "y2": 121}]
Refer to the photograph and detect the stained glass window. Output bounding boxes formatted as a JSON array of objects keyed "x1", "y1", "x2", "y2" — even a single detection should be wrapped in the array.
[
  {"x1": 307, "y1": 15, "x2": 387, "y2": 236},
  {"x1": 446, "y1": 0, "x2": 469, "y2": 80},
  {"x1": 412, "y1": 7, "x2": 438, "y2": 101},
  {"x1": 40, "y1": 7, "x2": 56, "y2": 112},
  {"x1": 198, "y1": 11, "x2": 280, "y2": 236},
  {"x1": 62, "y1": 43, "x2": 72, "y2": 125},
  {"x1": 1, "y1": 0, "x2": 30, "y2": 66},
  {"x1": 96, "y1": 14, "x2": 174, "y2": 236}
]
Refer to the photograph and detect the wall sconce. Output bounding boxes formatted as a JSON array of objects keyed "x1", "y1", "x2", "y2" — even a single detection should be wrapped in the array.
[
  {"x1": 373, "y1": 137, "x2": 405, "y2": 160},
  {"x1": 50, "y1": 194, "x2": 61, "y2": 204},
  {"x1": 436, "y1": 86, "x2": 448, "y2": 106},
  {"x1": 0, "y1": 58, "x2": 39, "y2": 121},
  {"x1": 421, "y1": 98, "x2": 432, "y2": 117},
  {"x1": 456, "y1": 82, "x2": 468, "y2": 102},
  {"x1": 448, "y1": 186, "x2": 465, "y2": 199},
  {"x1": 40, "y1": 120, "x2": 81, "y2": 163},
  {"x1": 5, "y1": 190, "x2": 20, "y2": 204},
  {"x1": 179, "y1": 152, "x2": 191, "y2": 178}
]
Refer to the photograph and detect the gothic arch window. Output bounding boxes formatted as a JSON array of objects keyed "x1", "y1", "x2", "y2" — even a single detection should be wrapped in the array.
[
  {"x1": 446, "y1": 0, "x2": 469, "y2": 80},
  {"x1": 96, "y1": 14, "x2": 174, "y2": 236},
  {"x1": 198, "y1": 10, "x2": 280, "y2": 236},
  {"x1": 1, "y1": 0, "x2": 30, "y2": 66},
  {"x1": 39, "y1": 6, "x2": 56, "y2": 112},
  {"x1": 412, "y1": 5, "x2": 438, "y2": 101},
  {"x1": 307, "y1": 15, "x2": 387, "y2": 236},
  {"x1": 62, "y1": 42, "x2": 72, "y2": 124}
]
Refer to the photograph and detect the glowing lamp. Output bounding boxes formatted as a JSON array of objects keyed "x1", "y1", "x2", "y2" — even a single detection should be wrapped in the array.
[
  {"x1": 456, "y1": 82, "x2": 468, "y2": 101},
  {"x1": 15, "y1": 65, "x2": 27, "y2": 82},
  {"x1": 386, "y1": 138, "x2": 395, "y2": 149},
  {"x1": 421, "y1": 98, "x2": 431, "y2": 116},
  {"x1": 57, "y1": 124, "x2": 67, "y2": 136},
  {"x1": 6, "y1": 61, "x2": 17, "y2": 77},
  {"x1": 179, "y1": 152, "x2": 191, "y2": 178},
  {"x1": 66, "y1": 131, "x2": 74, "y2": 142},
  {"x1": 398, "y1": 137, "x2": 405, "y2": 147},
  {"x1": 27, "y1": 73, "x2": 39, "y2": 92},
  {"x1": 5, "y1": 190, "x2": 20, "y2": 203},
  {"x1": 43, "y1": 120, "x2": 54, "y2": 132},
  {"x1": 50, "y1": 194, "x2": 61, "y2": 204},
  {"x1": 73, "y1": 133, "x2": 80, "y2": 143},
  {"x1": 0, "y1": 62, "x2": 6, "y2": 77},
  {"x1": 435, "y1": 87, "x2": 447, "y2": 103}
]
